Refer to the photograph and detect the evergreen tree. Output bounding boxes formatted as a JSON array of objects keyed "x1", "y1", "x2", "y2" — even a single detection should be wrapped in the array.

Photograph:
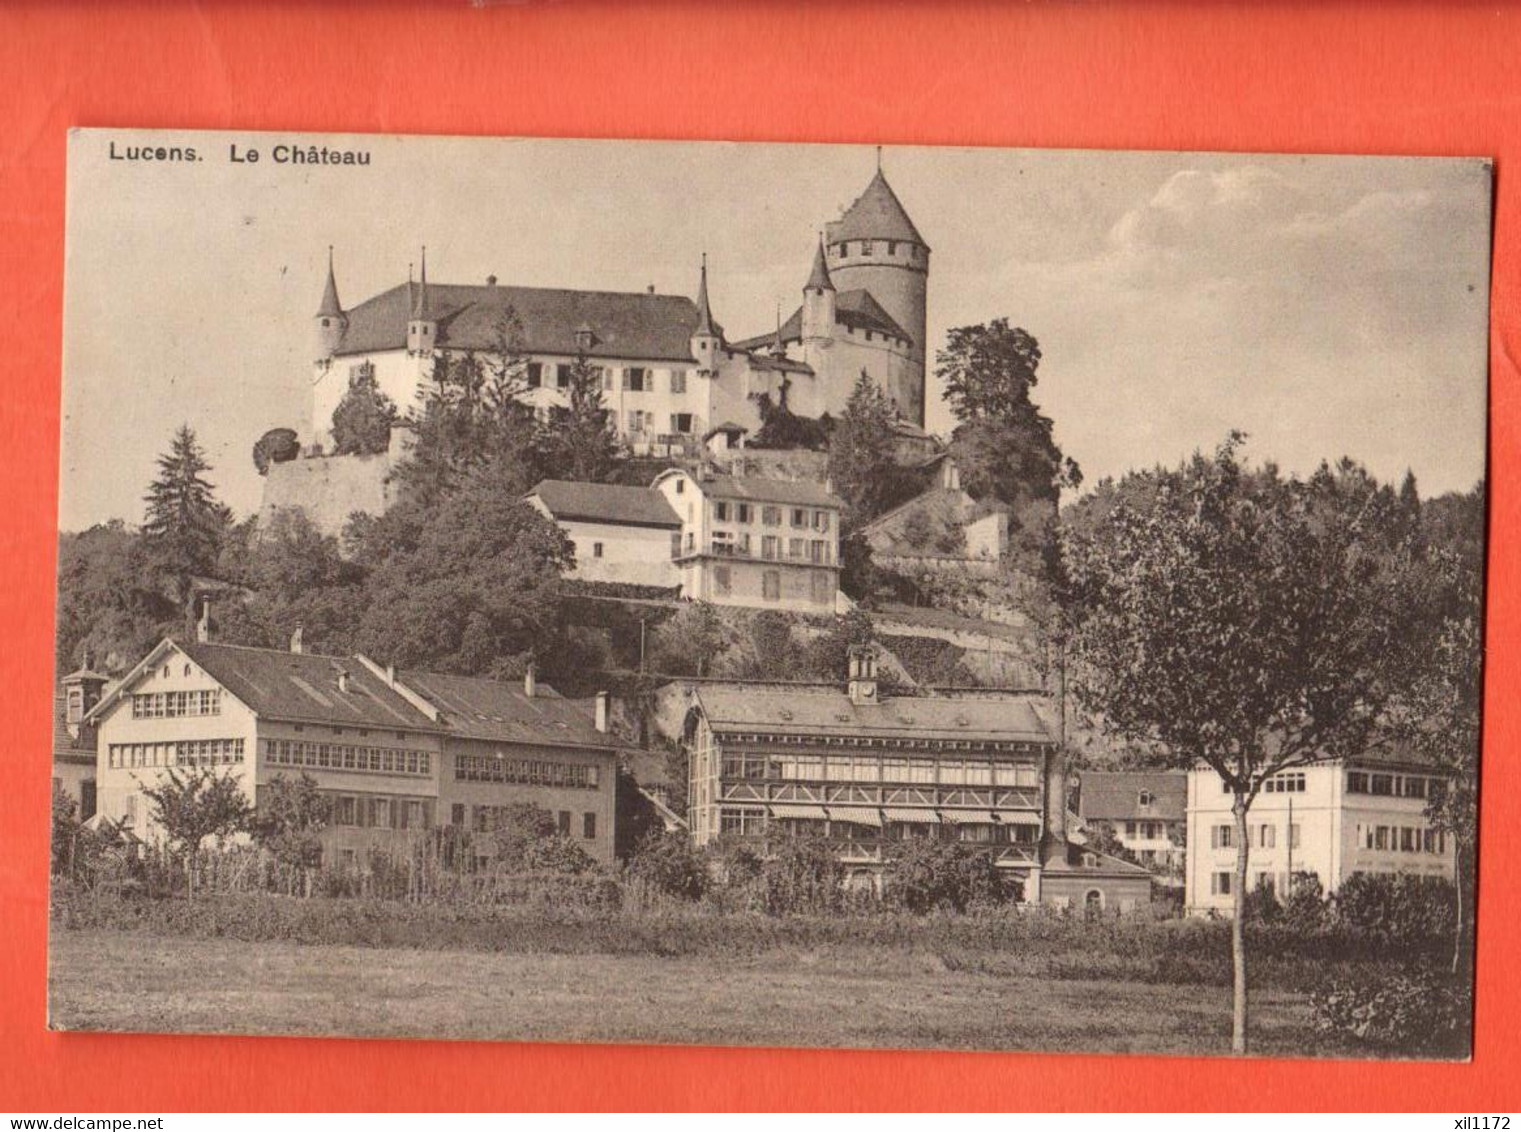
[
  {"x1": 330, "y1": 366, "x2": 398, "y2": 456},
  {"x1": 538, "y1": 353, "x2": 618, "y2": 482},
  {"x1": 827, "y1": 371, "x2": 915, "y2": 528},
  {"x1": 141, "y1": 425, "x2": 231, "y2": 615}
]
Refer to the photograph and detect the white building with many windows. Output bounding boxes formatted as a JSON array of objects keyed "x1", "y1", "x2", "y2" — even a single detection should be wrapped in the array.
[
  {"x1": 1184, "y1": 757, "x2": 1456, "y2": 914},
  {"x1": 653, "y1": 468, "x2": 843, "y2": 612}
]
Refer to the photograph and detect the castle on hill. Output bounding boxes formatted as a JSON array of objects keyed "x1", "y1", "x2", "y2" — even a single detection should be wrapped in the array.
[{"x1": 307, "y1": 164, "x2": 931, "y2": 455}]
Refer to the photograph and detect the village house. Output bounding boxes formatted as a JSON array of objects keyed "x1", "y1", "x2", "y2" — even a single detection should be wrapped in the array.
[
  {"x1": 664, "y1": 649, "x2": 1150, "y2": 908},
  {"x1": 87, "y1": 632, "x2": 619, "y2": 866},
  {"x1": 1076, "y1": 770, "x2": 1187, "y2": 876},
  {"x1": 652, "y1": 467, "x2": 843, "y2": 613},
  {"x1": 1184, "y1": 757, "x2": 1457, "y2": 914},
  {"x1": 526, "y1": 478, "x2": 682, "y2": 589},
  {"x1": 859, "y1": 457, "x2": 1009, "y2": 574}
]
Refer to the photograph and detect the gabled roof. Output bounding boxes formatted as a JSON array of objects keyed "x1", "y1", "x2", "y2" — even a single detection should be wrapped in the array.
[
  {"x1": 1077, "y1": 771, "x2": 1187, "y2": 823},
  {"x1": 395, "y1": 668, "x2": 614, "y2": 751},
  {"x1": 90, "y1": 639, "x2": 447, "y2": 732},
  {"x1": 730, "y1": 290, "x2": 911, "y2": 352},
  {"x1": 333, "y1": 281, "x2": 703, "y2": 363},
  {"x1": 529, "y1": 479, "x2": 682, "y2": 529},
  {"x1": 830, "y1": 169, "x2": 926, "y2": 247},
  {"x1": 694, "y1": 684, "x2": 1053, "y2": 745},
  {"x1": 670, "y1": 472, "x2": 843, "y2": 509},
  {"x1": 1045, "y1": 841, "x2": 1154, "y2": 878}
]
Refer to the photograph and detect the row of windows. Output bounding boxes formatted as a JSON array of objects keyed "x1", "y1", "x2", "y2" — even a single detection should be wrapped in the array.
[
  {"x1": 329, "y1": 793, "x2": 433, "y2": 830},
  {"x1": 1210, "y1": 822, "x2": 1303, "y2": 850},
  {"x1": 1358, "y1": 823, "x2": 1447, "y2": 854},
  {"x1": 1347, "y1": 771, "x2": 1441, "y2": 799},
  {"x1": 708, "y1": 534, "x2": 833, "y2": 564},
  {"x1": 715, "y1": 565, "x2": 836, "y2": 605},
  {"x1": 712, "y1": 502, "x2": 831, "y2": 530},
  {"x1": 454, "y1": 753, "x2": 601, "y2": 790},
  {"x1": 620, "y1": 410, "x2": 696, "y2": 436},
  {"x1": 465, "y1": 804, "x2": 599, "y2": 840},
  {"x1": 718, "y1": 733, "x2": 1028, "y2": 753},
  {"x1": 1123, "y1": 820, "x2": 1171, "y2": 840},
  {"x1": 108, "y1": 739, "x2": 245, "y2": 769},
  {"x1": 833, "y1": 240, "x2": 921, "y2": 261},
  {"x1": 266, "y1": 739, "x2": 432, "y2": 777},
  {"x1": 718, "y1": 808, "x2": 1038, "y2": 844},
  {"x1": 717, "y1": 753, "x2": 1042, "y2": 788},
  {"x1": 1218, "y1": 771, "x2": 1306, "y2": 794},
  {"x1": 525, "y1": 364, "x2": 690, "y2": 395},
  {"x1": 131, "y1": 690, "x2": 221, "y2": 719}
]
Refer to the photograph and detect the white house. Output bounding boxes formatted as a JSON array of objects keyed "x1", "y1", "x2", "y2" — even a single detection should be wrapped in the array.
[
  {"x1": 526, "y1": 479, "x2": 682, "y2": 589},
  {"x1": 1184, "y1": 757, "x2": 1456, "y2": 914},
  {"x1": 652, "y1": 468, "x2": 843, "y2": 613}
]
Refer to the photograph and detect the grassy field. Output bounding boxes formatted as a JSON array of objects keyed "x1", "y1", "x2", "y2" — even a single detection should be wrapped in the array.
[{"x1": 48, "y1": 928, "x2": 1354, "y2": 1056}]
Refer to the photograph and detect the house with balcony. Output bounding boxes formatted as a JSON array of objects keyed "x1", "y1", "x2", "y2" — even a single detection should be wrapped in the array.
[
  {"x1": 652, "y1": 468, "x2": 843, "y2": 612},
  {"x1": 1184, "y1": 756, "x2": 1456, "y2": 914}
]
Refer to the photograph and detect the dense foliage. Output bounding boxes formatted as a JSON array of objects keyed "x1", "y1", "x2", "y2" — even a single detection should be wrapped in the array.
[{"x1": 329, "y1": 367, "x2": 397, "y2": 456}]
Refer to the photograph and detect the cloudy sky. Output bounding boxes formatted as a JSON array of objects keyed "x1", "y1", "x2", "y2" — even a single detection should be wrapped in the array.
[{"x1": 60, "y1": 131, "x2": 1491, "y2": 530}]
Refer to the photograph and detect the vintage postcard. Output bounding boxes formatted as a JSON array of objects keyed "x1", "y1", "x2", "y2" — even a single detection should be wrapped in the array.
[{"x1": 50, "y1": 129, "x2": 1489, "y2": 1058}]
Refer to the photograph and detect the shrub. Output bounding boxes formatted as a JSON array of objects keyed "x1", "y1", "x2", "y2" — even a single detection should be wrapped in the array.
[
  {"x1": 627, "y1": 831, "x2": 708, "y2": 901},
  {"x1": 883, "y1": 839, "x2": 1008, "y2": 914},
  {"x1": 759, "y1": 836, "x2": 844, "y2": 915},
  {"x1": 1333, "y1": 872, "x2": 1456, "y2": 945},
  {"x1": 1311, "y1": 966, "x2": 1471, "y2": 1057}
]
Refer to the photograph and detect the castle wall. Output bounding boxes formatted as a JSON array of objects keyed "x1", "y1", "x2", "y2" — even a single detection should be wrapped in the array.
[
  {"x1": 312, "y1": 350, "x2": 430, "y2": 449},
  {"x1": 802, "y1": 328, "x2": 919, "y2": 421},
  {"x1": 259, "y1": 449, "x2": 397, "y2": 539},
  {"x1": 821, "y1": 237, "x2": 929, "y2": 424}
]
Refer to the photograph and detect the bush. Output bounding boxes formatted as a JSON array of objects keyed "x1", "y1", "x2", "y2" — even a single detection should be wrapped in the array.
[
  {"x1": 883, "y1": 840, "x2": 1008, "y2": 914},
  {"x1": 627, "y1": 831, "x2": 708, "y2": 901},
  {"x1": 1333, "y1": 872, "x2": 1457, "y2": 945},
  {"x1": 759, "y1": 836, "x2": 844, "y2": 915},
  {"x1": 1311, "y1": 966, "x2": 1471, "y2": 1057}
]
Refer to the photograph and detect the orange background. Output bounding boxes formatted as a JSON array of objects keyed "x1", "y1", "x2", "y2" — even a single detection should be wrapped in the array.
[{"x1": 1, "y1": 0, "x2": 1516, "y2": 1111}]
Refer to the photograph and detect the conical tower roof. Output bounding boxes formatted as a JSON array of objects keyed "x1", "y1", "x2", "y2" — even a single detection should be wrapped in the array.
[
  {"x1": 412, "y1": 247, "x2": 433, "y2": 319},
  {"x1": 832, "y1": 168, "x2": 925, "y2": 246},
  {"x1": 316, "y1": 247, "x2": 344, "y2": 318},
  {"x1": 694, "y1": 253, "x2": 722, "y2": 337},
  {"x1": 805, "y1": 236, "x2": 835, "y2": 292}
]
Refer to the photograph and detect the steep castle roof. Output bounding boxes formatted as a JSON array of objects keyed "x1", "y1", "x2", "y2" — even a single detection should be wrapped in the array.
[
  {"x1": 316, "y1": 250, "x2": 344, "y2": 319},
  {"x1": 731, "y1": 289, "x2": 911, "y2": 352},
  {"x1": 331, "y1": 280, "x2": 704, "y2": 363},
  {"x1": 805, "y1": 237, "x2": 835, "y2": 292},
  {"x1": 694, "y1": 255, "x2": 722, "y2": 338},
  {"x1": 830, "y1": 169, "x2": 926, "y2": 247}
]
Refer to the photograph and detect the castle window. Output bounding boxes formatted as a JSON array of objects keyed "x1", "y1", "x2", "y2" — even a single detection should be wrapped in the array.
[
  {"x1": 887, "y1": 241, "x2": 897, "y2": 255},
  {"x1": 623, "y1": 367, "x2": 650, "y2": 392},
  {"x1": 670, "y1": 413, "x2": 693, "y2": 434},
  {"x1": 670, "y1": 369, "x2": 687, "y2": 394},
  {"x1": 737, "y1": 504, "x2": 752, "y2": 523},
  {"x1": 861, "y1": 240, "x2": 874, "y2": 255},
  {"x1": 835, "y1": 244, "x2": 847, "y2": 258},
  {"x1": 321, "y1": 318, "x2": 330, "y2": 328},
  {"x1": 526, "y1": 362, "x2": 543, "y2": 388},
  {"x1": 592, "y1": 542, "x2": 604, "y2": 558},
  {"x1": 555, "y1": 363, "x2": 572, "y2": 388}
]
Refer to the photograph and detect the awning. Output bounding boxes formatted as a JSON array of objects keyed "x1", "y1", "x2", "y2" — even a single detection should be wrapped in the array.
[
  {"x1": 883, "y1": 807, "x2": 939, "y2": 824},
  {"x1": 826, "y1": 806, "x2": 883, "y2": 827},
  {"x1": 769, "y1": 803, "x2": 828, "y2": 821},
  {"x1": 939, "y1": 809, "x2": 997, "y2": 824},
  {"x1": 993, "y1": 810, "x2": 1043, "y2": 827}
]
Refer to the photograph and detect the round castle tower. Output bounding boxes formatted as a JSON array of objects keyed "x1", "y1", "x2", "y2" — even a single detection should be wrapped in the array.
[{"x1": 823, "y1": 164, "x2": 929, "y2": 424}]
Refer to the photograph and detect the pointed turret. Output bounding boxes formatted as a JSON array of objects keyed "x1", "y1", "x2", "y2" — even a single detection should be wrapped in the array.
[
  {"x1": 801, "y1": 235, "x2": 838, "y2": 344},
  {"x1": 314, "y1": 246, "x2": 348, "y2": 358},
  {"x1": 805, "y1": 235, "x2": 835, "y2": 292},
  {"x1": 407, "y1": 246, "x2": 438, "y2": 355},
  {"x1": 690, "y1": 253, "x2": 723, "y2": 373}
]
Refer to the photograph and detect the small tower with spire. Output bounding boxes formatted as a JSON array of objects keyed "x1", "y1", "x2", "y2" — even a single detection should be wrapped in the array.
[
  {"x1": 801, "y1": 234, "x2": 837, "y2": 345},
  {"x1": 689, "y1": 253, "x2": 723, "y2": 374},
  {"x1": 406, "y1": 247, "x2": 438, "y2": 356},
  {"x1": 314, "y1": 246, "x2": 347, "y2": 362}
]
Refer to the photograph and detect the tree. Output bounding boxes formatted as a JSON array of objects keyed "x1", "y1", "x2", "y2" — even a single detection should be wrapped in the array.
[
  {"x1": 138, "y1": 767, "x2": 255, "y2": 900},
  {"x1": 141, "y1": 425, "x2": 232, "y2": 620},
  {"x1": 751, "y1": 385, "x2": 833, "y2": 450},
  {"x1": 253, "y1": 773, "x2": 332, "y2": 883},
  {"x1": 537, "y1": 353, "x2": 618, "y2": 482},
  {"x1": 51, "y1": 782, "x2": 80, "y2": 878},
  {"x1": 827, "y1": 371, "x2": 915, "y2": 528},
  {"x1": 251, "y1": 428, "x2": 300, "y2": 475},
  {"x1": 936, "y1": 320, "x2": 1080, "y2": 576},
  {"x1": 484, "y1": 803, "x2": 596, "y2": 873},
  {"x1": 56, "y1": 522, "x2": 179, "y2": 675},
  {"x1": 354, "y1": 456, "x2": 573, "y2": 675},
  {"x1": 627, "y1": 830, "x2": 708, "y2": 900},
  {"x1": 330, "y1": 366, "x2": 398, "y2": 456},
  {"x1": 1061, "y1": 434, "x2": 1423, "y2": 1054},
  {"x1": 647, "y1": 601, "x2": 729, "y2": 677},
  {"x1": 883, "y1": 839, "x2": 1007, "y2": 912}
]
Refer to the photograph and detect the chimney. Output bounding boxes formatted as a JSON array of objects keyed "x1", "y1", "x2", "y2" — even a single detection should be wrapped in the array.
[
  {"x1": 336, "y1": 668, "x2": 350, "y2": 694},
  {"x1": 196, "y1": 599, "x2": 211, "y2": 643},
  {"x1": 594, "y1": 691, "x2": 610, "y2": 734},
  {"x1": 647, "y1": 284, "x2": 655, "y2": 294},
  {"x1": 523, "y1": 662, "x2": 537, "y2": 698},
  {"x1": 486, "y1": 274, "x2": 498, "y2": 286},
  {"x1": 290, "y1": 624, "x2": 304, "y2": 654}
]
